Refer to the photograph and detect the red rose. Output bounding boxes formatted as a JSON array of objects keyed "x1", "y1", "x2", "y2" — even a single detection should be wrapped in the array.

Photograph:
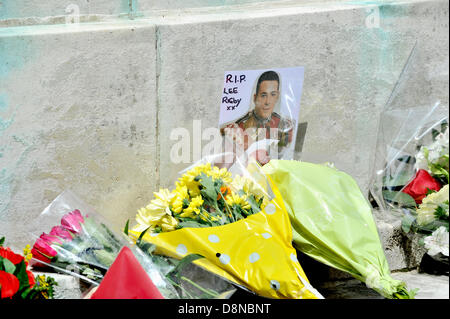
[
  {"x1": 31, "y1": 237, "x2": 58, "y2": 265},
  {"x1": 0, "y1": 247, "x2": 24, "y2": 265},
  {"x1": 30, "y1": 248, "x2": 51, "y2": 266},
  {"x1": 49, "y1": 225, "x2": 73, "y2": 241},
  {"x1": 61, "y1": 209, "x2": 85, "y2": 234},
  {"x1": 402, "y1": 169, "x2": 442, "y2": 204},
  {"x1": 0, "y1": 270, "x2": 20, "y2": 299},
  {"x1": 39, "y1": 233, "x2": 62, "y2": 245}
]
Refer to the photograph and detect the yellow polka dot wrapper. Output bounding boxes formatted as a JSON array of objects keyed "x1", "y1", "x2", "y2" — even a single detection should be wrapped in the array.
[{"x1": 129, "y1": 162, "x2": 323, "y2": 299}]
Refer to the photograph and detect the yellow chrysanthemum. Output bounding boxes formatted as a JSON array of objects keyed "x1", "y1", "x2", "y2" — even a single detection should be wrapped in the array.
[
  {"x1": 209, "y1": 166, "x2": 233, "y2": 184},
  {"x1": 231, "y1": 174, "x2": 267, "y2": 200},
  {"x1": 171, "y1": 185, "x2": 189, "y2": 214},
  {"x1": 177, "y1": 164, "x2": 212, "y2": 196},
  {"x1": 135, "y1": 188, "x2": 177, "y2": 232},
  {"x1": 417, "y1": 185, "x2": 449, "y2": 226},
  {"x1": 180, "y1": 195, "x2": 204, "y2": 218},
  {"x1": 226, "y1": 192, "x2": 251, "y2": 210},
  {"x1": 159, "y1": 215, "x2": 179, "y2": 232}
]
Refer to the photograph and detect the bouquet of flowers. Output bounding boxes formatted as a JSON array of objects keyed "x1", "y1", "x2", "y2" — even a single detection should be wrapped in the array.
[
  {"x1": 30, "y1": 207, "x2": 121, "y2": 284},
  {"x1": 263, "y1": 160, "x2": 417, "y2": 299},
  {"x1": 1, "y1": 237, "x2": 57, "y2": 299},
  {"x1": 28, "y1": 190, "x2": 236, "y2": 299},
  {"x1": 369, "y1": 43, "x2": 449, "y2": 270},
  {"x1": 397, "y1": 123, "x2": 449, "y2": 263},
  {"x1": 128, "y1": 158, "x2": 323, "y2": 299}
]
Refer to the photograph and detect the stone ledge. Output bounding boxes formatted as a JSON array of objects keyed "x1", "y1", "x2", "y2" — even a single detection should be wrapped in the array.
[
  {"x1": 31, "y1": 271, "x2": 84, "y2": 299},
  {"x1": 317, "y1": 270, "x2": 449, "y2": 299}
]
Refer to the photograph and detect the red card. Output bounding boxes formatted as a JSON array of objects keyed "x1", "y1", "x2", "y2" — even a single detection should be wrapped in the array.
[{"x1": 91, "y1": 246, "x2": 164, "y2": 299}]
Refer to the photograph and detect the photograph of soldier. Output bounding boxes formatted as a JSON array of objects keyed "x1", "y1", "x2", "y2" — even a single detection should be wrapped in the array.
[{"x1": 221, "y1": 70, "x2": 295, "y2": 165}]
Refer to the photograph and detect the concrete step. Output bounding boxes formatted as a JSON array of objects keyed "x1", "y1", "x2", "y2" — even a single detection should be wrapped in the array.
[
  {"x1": 317, "y1": 270, "x2": 449, "y2": 299},
  {"x1": 31, "y1": 271, "x2": 84, "y2": 299}
]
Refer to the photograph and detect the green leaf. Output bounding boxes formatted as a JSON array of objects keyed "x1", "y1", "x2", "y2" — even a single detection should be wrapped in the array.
[
  {"x1": 383, "y1": 171, "x2": 414, "y2": 187},
  {"x1": 137, "y1": 227, "x2": 151, "y2": 246},
  {"x1": 435, "y1": 205, "x2": 448, "y2": 220},
  {"x1": 167, "y1": 253, "x2": 205, "y2": 282},
  {"x1": 123, "y1": 219, "x2": 129, "y2": 236},
  {"x1": 401, "y1": 214, "x2": 416, "y2": 233},
  {"x1": 21, "y1": 287, "x2": 33, "y2": 299},
  {"x1": 198, "y1": 173, "x2": 218, "y2": 204},
  {"x1": 418, "y1": 237, "x2": 425, "y2": 246},
  {"x1": 246, "y1": 195, "x2": 262, "y2": 214},
  {"x1": 1, "y1": 256, "x2": 16, "y2": 274},
  {"x1": 139, "y1": 242, "x2": 156, "y2": 255},
  {"x1": 14, "y1": 261, "x2": 30, "y2": 288},
  {"x1": 382, "y1": 190, "x2": 417, "y2": 207},
  {"x1": 232, "y1": 205, "x2": 244, "y2": 220},
  {"x1": 0, "y1": 237, "x2": 4, "y2": 246}
]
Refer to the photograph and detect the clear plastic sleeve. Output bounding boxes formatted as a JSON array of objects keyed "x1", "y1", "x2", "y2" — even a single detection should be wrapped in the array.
[
  {"x1": 369, "y1": 43, "x2": 449, "y2": 264},
  {"x1": 27, "y1": 190, "x2": 236, "y2": 299}
]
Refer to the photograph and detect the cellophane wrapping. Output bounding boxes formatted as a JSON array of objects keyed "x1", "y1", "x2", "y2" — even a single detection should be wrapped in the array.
[{"x1": 27, "y1": 190, "x2": 236, "y2": 298}]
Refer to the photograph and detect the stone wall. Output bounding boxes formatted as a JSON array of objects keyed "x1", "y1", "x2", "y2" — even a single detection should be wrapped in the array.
[{"x1": 0, "y1": 0, "x2": 448, "y2": 249}]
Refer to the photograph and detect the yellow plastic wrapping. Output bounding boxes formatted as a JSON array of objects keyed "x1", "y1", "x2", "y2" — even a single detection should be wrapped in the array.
[{"x1": 130, "y1": 180, "x2": 322, "y2": 299}]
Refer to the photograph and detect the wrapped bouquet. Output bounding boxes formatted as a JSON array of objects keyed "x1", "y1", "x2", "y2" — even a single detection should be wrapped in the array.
[
  {"x1": 369, "y1": 43, "x2": 449, "y2": 270},
  {"x1": 128, "y1": 159, "x2": 323, "y2": 299},
  {"x1": 28, "y1": 190, "x2": 236, "y2": 299},
  {"x1": 263, "y1": 160, "x2": 417, "y2": 299}
]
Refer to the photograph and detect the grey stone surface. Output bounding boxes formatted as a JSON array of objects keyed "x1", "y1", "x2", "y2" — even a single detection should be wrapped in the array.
[
  {"x1": 0, "y1": 22, "x2": 158, "y2": 249},
  {"x1": 32, "y1": 271, "x2": 84, "y2": 299},
  {"x1": 155, "y1": 0, "x2": 449, "y2": 198},
  {"x1": 317, "y1": 270, "x2": 449, "y2": 299},
  {"x1": 373, "y1": 208, "x2": 427, "y2": 271},
  {"x1": 392, "y1": 270, "x2": 449, "y2": 299}
]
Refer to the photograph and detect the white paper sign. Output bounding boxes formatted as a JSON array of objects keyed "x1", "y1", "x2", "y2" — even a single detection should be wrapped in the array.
[{"x1": 219, "y1": 67, "x2": 304, "y2": 163}]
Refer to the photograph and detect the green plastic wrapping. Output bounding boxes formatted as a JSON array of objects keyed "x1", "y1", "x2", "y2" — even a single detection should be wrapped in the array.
[{"x1": 262, "y1": 160, "x2": 416, "y2": 299}]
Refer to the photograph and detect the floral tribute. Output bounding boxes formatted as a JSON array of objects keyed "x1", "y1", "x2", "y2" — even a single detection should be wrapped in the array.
[
  {"x1": 129, "y1": 162, "x2": 324, "y2": 299},
  {"x1": 391, "y1": 124, "x2": 449, "y2": 260},
  {"x1": 30, "y1": 209, "x2": 122, "y2": 283},
  {"x1": 401, "y1": 125, "x2": 449, "y2": 258},
  {"x1": 133, "y1": 163, "x2": 269, "y2": 233},
  {"x1": 0, "y1": 237, "x2": 56, "y2": 299}
]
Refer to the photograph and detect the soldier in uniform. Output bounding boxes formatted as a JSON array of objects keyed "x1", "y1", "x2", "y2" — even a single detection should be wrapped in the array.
[{"x1": 221, "y1": 70, "x2": 295, "y2": 165}]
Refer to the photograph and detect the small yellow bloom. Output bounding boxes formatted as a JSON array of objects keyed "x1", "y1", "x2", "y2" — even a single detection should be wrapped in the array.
[
  {"x1": 226, "y1": 192, "x2": 251, "y2": 210},
  {"x1": 38, "y1": 275, "x2": 49, "y2": 289},
  {"x1": 172, "y1": 185, "x2": 189, "y2": 214},
  {"x1": 180, "y1": 196, "x2": 204, "y2": 218},
  {"x1": 135, "y1": 188, "x2": 177, "y2": 231},
  {"x1": 159, "y1": 215, "x2": 179, "y2": 232},
  {"x1": 209, "y1": 166, "x2": 233, "y2": 184},
  {"x1": 23, "y1": 245, "x2": 32, "y2": 262}
]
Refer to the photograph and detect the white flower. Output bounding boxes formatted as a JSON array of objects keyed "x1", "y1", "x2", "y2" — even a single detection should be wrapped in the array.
[
  {"x1": 424, "y1": 226, "x2": 449, "y2": 257},
  {"x1": 417, "y1": 185, "x2": 449, "y2": 226},
  {"x1": 414, "y1": 151, "x2": 429, "y2": 171},
  {"x1": 436, "y1": 126, "x2": 449, "y2": 149},
  {"x1": 415, "y1": 126, "x2": 449, "y2": 171}
]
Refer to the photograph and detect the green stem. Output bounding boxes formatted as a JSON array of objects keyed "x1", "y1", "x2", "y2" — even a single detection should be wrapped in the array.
[
  {"x1": 217, "y1": 193, "x2": 235, "y2": 223},
  {"x1": 180, "y1": 276, "x2": 219, "y2": 298},
  {"x1": 165, "y1": 276, "x2": 194, "y2": 299}
]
